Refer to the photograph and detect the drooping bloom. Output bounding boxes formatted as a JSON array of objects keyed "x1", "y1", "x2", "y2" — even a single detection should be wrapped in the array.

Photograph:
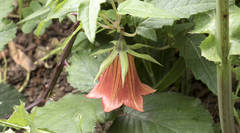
[{"x1": 86, "y1": 54, "x2": 156, "y2": 112}]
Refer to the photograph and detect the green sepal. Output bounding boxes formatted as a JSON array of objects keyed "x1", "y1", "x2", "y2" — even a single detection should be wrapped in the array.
[
  {"x1": 90, "y1": 47, "x2": 114, "y2": 56},
  {"x1": 94, "y1": 50, "x2": 118, "y2": 81},
  {"x1": 119, "y1": 51, "x2": 129, "y2": 86},
  {"x1": 127, "y1": 49, "x2": 162, "y2": 66},
  {"x1": 128, "y1": 43, "x2": 155, "y2": 50}
]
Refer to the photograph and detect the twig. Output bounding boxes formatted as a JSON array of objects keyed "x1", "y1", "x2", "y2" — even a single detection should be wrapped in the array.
[{"x1": 25, "y1": 22, "x2": 81, "y2": 111}]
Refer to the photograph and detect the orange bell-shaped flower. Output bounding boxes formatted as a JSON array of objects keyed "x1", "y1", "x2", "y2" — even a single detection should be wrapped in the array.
[{"x1": 86, "y1": 54, "x2": 156, "y2": 112}]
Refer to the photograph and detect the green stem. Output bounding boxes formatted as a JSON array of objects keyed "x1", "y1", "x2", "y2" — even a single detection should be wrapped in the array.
[
  {"x1": 216, "y1": 0, "x2": 235, "y2": 132},
  {"x1": 18, "y1": 0, "x2": 23, "y2": 19},
  {"x1": 18, "y1": 71, "x2": 31, "y2": 92}
]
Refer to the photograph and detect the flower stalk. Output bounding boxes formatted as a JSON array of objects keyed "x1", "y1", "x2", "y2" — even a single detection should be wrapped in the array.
[{"x1": 216, "y1": 0, "x2": 235, "y2": 132}]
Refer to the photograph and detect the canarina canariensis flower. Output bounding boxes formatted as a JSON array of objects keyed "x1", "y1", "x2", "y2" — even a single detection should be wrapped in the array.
[{"x1": 86, "y1": 54, "x2": 156, "y2": 112}]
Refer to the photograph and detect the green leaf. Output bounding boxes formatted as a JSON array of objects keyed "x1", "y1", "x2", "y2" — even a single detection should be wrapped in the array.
[
  {"x1": 95, "y1": 50, "x2": 118, "y2": 81},
  {"x1": 109, "y1": 92, "x2": 214, "y2": 133},
  {"x1": 118, "y1": 0, "x2": 177, "y2": 19},
  {"x1": 191, "y1": 6, "x2": 240, "y2": 60},
  {"x1": 34, "y1": 20, "x2": 52, "y2": 36},
  {"x1": 18, "y1": 7, "x2": 50, "y2": 24},
  {"x1": 175, "y1": 34, "x2": 217, "y2": 94},
  {"x1": 46, "y1": 0, "x2": 83, "y2": 20},
  {"x1": 34, "y1": 94, "x2": 105, "y2": 133},
  {"x1": 119, "y1": 51, "x2": 129, "y2": 85},
  {"x1": 0, "y1": 19, "x2": 17, "y2": 51},
  {"x1": 67, "y1": 50, "x2": 106, "y2": 92},
  {"x1": 136, "y1": 26, "x2": 157, "y2": 41},
  {"x1": 154, "y1": 58, "x2": 185, "y2": 90},
  {"x1": 138, "y1": 18, "x2": 175, "y2": 29},
  {"x1": 21, "y1": 1, "x2": 51, "y2": 34},
  {"x1": 146, "y1": 0, "x2": 234, "y2": 18},
  {"x1": 78, "y1": 0, "x2": 106, "y2": 43},
  {"x1": 0, "y1": 102, "x2": 37, "y2": 132},
  {"x1": 0, "y1": 0, "x2": 14, "y2": 20},
  {"x1": 0, "y1": 84, "x2": 24, "y2": 118},
  {"x1": 127, "y1": 49, "x2": 161, "y2": 66},
  {"x1": 200, "y1": 34, "x2": 221, "y2": 62},
  {"x1": 7, "y1": 102, "x2": 32, "y2": 128}
]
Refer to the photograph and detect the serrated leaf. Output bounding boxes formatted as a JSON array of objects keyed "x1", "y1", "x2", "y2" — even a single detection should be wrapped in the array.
[
  {"x1": 146, "y1": 0, "x2": 234, "y2": 18},
  {"x1": 0, "y1": 84, "x2": 24, "y2": 118},
  {"x1": 109, "y1": 92, "x2": 214, "y2": 133},
  {"x1": 134, "y1": 0, "x2": 231, "y2": 32},
  {"x1": 175, "y1": 34, "x2": 217, "y2": 94},
  {"x1": 127, "y1": 49, "x2": 161, "y2": 66},
  {"x1": 118, "y1": 0, "x2": 177, "y2": 19},
  {"x1": 0, "y1": 0, "x2": 14, "y2": 20},
  {"x1": 33, "y1": 94, "x2": 105, "y2": 133},
  {"x1": 0, "y1": 19, "x2": 17, "y2": 51},
  {"x1": 94, "y1": 50, "x2": 118, "y2": 81},
  {"x1": 154, "y1": 58, "x2": 185, "y2": 90},
  {"x1": 67, "y1": 50, "x2": 106, "y2": 92},
  {"x1": 119, "y1": 51, "x2": 129, "y2": 85},
  {"x1": 191, "y1": 6, "x2": 240, "y2": 60},
  {"x1": 138, "y1": 18, "x2": 175, "y2": 29},
  {"x1": 136, "y1": 26, "x2": 157, "y2": 41},
  {"x1": 7, "y1": 102, "x2": 31, "y2": 128},
  {"x1": 0, "y1": 102, "x2": 38, "y2": 133}
]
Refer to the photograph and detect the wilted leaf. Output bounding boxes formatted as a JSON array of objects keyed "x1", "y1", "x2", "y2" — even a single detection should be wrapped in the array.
[
  {"x1": 109, "y1": 92, "x2": 214, "y2": 133},
  {"x1": 8, "y1": 42, "x2": 36, "y2": 71}
]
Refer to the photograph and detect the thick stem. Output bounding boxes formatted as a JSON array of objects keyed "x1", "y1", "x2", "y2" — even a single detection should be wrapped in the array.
[
  {"x1": 25, "y1": 22, "x2": 81, "y2": 111},
  {"x1": 216, "y1": 0, "x2": 235, "y2": 132}
]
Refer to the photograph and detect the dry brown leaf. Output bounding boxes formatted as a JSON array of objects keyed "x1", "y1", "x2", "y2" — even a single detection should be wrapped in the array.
[{"x1": 8, "y1": 41, "x2": 36, "y2": 72}]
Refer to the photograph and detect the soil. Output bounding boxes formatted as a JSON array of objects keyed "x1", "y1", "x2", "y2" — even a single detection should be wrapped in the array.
[{"x1": 4, "y1": 20, "x2": 75, "y2": 104}]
